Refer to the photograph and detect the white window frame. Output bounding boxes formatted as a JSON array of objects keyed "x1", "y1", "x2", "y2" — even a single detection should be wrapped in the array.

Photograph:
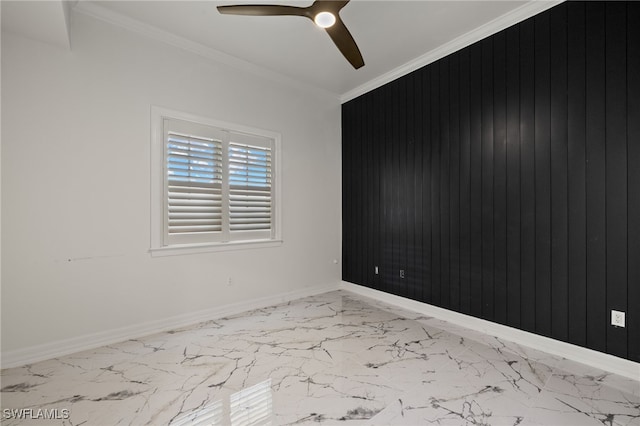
[{"x1": 150, "y1": 106, "x2": 282, "y2": 256}]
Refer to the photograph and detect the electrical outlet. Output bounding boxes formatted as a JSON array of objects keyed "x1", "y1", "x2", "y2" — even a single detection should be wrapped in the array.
[
  {"x1": 400, "y1": 269, "x2": 405, "y2": 279},
  {"x1": 374, "y1": 266, "x2": 379, "y2": 275},
  {"x1": 227, "y1": 277, "x2": 233, "y2": 286},
  {"x1": 611, "y1": 310, "x2": 625, "y2": 328}
]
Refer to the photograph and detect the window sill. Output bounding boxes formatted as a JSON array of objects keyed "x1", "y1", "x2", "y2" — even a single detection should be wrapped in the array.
[{"x1": 150, "y1": 239, "x2": 283, "y2": 257}]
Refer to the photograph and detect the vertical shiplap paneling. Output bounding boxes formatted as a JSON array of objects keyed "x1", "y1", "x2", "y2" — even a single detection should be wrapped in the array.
[
  {"x1": 449, "y1": 54, "x2": 462, "y2": 311},
  {"x1": 387, "y1": 82, "x2": 397, "y2": 294},
  {"x1": 371, "y1": 89, "x2": 382, "y2": 291},
  {"x1": 405, "y1": 72, "x2": 418, "y2": 300},
  {"x1": 459, "y1": 48, "x2": 472, "y2": 314},
  {"x1": 357, "y1": 93, "x2": 366, "y2": 286},
  {"x1": 567, "y1": 1, "x2": 588, "y2": 347},
  {"x1": 605, "y1": 2, "x2": 628, "y2": 358},
  {"x1": 505, "y1": 24, "x2": 522, "y2": 327},
  {"x1": 397, "y1": 77, "x2": 409, "y2": 297},
  {"x1": 440, "y1": 57, "x2": 452, "y2": 309},
  {"x1": 383, "y1": 83, "x2": 393, "y2": 293},
  {"x1": 481, "y1": 38, "x2": 495, "y2": 320},
  {"x1": 400, "y1": 75, "x2": 416, "y2": 297},
  {"x1": 549, "y1": 4, "x2": 569, "y2": 341},
  {"x1": 421, "y1": 66, "x2": 433, "y2": 303},
  {"x1": 341, "y1": 1, "x2": 636, "y2": 362},
  {"x1": 493, "y1": 30, "x2": 508, "y2": 325},
  {"x1": 585, "y1": 2, "x2": 607, "y2": 353},
  {"x1": 469, "y1": 42, "x2": 483, "y2": 317},
  {"x1": 381, "y1": 84, "x2": 393, "y2": 295},
  {"x1": 370, "y1": 89, "x2": 378, "y2": 290},
  {"x1": 519, "y1": 17, "x2": 536, "y2": 333},
  {"x1": 431, "y1": 64, "x2": 442, "y2": 305},
  {"x1": 413, "y1": 70, "x2": 425, "y2": 302},
  {"x1": 534, "y1": 12, "x2": 552, "y2": 336},
  {"x1": 349, "y1": 95, "x2": 359, "y2": 284},
  {"x1": 391, "y1": 80, "x2": 402, "y2": 295},
  {"x1": 627, "y1": 0, "x2": 640, "y2": 364},
  {"x1": 342, "y1": 99, "x2": 355, "y2": 283},
  {"x1": 362, "y1": 92, "x2": 371, "y2": 289}
]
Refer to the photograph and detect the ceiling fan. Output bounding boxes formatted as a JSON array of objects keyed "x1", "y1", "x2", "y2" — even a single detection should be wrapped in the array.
[{"x1": 217, "y1": 0, "x2": 365, "y2": 69}]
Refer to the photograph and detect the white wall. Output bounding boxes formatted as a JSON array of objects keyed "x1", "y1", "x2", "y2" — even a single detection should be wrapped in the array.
[{"x1": 1, "y1": 11, "x2": 342, "y2": 356}]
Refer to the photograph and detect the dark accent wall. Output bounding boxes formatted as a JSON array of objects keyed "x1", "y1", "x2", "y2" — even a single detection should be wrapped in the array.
[{"x1": 342, "y1": 1, "x2": 640, "y2": 362}]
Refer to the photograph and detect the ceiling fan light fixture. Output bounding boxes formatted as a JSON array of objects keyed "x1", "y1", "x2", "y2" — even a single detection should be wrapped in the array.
[{"x1": 314, "y1": 11, "x2": 336, "y2": 28}]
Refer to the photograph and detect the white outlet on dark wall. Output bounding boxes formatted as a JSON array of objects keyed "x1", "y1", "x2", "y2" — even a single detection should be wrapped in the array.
[{"x1": 611, "y1": 310, "x2": 625, "y2": 327}]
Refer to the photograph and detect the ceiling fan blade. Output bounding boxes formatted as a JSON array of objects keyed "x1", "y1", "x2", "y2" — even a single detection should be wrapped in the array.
[
  {"x1": 311, "y1": 0, "x2": 351, "y2": 15},
  {"x1": 324, "y1": 17, "x2": 364, "y2": 69},
  {"x1": 217, "y1": 4, "x2": 307, "y2": 17},
  {"x1": 310, "y1": 0, "x2": 349, "y2": 14}
]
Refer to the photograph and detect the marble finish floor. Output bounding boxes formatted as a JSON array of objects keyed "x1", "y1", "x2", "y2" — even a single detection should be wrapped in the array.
[{"x1": 1, "y1": 291, "x2": 639, "y2": 425}]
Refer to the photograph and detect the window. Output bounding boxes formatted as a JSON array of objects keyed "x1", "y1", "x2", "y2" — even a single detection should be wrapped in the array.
[{"x1": 151, "y1": 107, "x2": 281, "y2": 255}]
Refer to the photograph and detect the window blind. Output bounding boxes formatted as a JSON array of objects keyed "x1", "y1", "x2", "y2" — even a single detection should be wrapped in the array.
[
  {"x1": 162, "y1": 117, "x2": 276, "y2": 246},
  {"x1": 228, "y1": 142, "x2": 272, "y2": 233},
  {"x1": 166, "y1": 131, "x2": 223, "y2": 233}
]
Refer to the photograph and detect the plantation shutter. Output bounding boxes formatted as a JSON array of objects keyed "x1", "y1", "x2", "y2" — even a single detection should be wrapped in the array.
[
  {"x1": 228, "y1": 132, "x2": 274, "y2": 240},
  {"x1": 161, "y1": 117, "x2": 276, "y2": 247},
  {"x1": 164, "y1": 119, "x2": 225, "y2": 245}
]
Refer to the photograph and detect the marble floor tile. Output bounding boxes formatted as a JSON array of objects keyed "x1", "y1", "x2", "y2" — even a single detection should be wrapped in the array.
[
  {"x1": 552, "y1": 358, "x2": 640, "y2": 399},
  {"x1": 523, "y1": 366, "x2": 640, "y2": 426},
  {"x1": 1, "y1": 290, "x2": 638, "y2": 425}
]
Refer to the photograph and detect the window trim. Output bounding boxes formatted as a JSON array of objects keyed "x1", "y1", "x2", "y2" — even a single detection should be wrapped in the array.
[{"x1": 150, "y1": 106, "x2": 282, "y2": 256}]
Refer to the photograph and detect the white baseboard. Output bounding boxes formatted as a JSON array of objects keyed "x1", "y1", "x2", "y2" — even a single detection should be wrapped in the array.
[
  {"x1": 1, "y1": 282, "x2": 340, "y2": 369},
  {"x1": 340, "y1": 281, "x2": 640, "y2": 381},
  {"x1": 5, "y1": 280, "x2": 637, "y2": 382}
]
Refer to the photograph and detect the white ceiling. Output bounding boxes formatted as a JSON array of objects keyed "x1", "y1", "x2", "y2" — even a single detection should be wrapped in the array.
[{"x1": 2, "y1": 0, "x2": 561, "y2": 99}]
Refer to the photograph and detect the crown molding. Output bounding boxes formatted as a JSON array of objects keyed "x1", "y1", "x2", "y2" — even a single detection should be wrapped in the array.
[
  {"x1": 72, "y1": 1, "x2": 338, "y2": 101},
  {"x1": 340, "y1": 0, "x2": 564, "y2": 104},
  {"x1": 71, "y1": 1, "x2": 564, "y2": 105}
]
